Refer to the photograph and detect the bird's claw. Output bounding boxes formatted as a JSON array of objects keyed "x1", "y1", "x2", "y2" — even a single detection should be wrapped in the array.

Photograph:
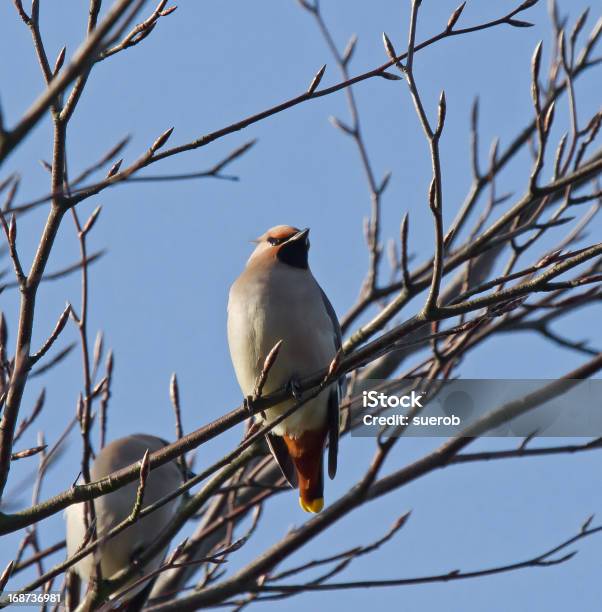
[
  {"x1": 287, "y1": 377, "x2": 302, "y2": 402},
  {"x1": 244, "y1": 395, "x2": 255, "y2": 417},
  {"x1": 245, "y1": 395, "x2": 266, "y2": 423}
]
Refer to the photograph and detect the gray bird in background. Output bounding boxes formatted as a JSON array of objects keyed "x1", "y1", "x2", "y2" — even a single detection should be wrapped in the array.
[
  {"x1": 228, "y1": 225, "x2": 344, "y2": 513},
  {"x1": 64, "y1": 434, "x2": 183, "y2": 607}
]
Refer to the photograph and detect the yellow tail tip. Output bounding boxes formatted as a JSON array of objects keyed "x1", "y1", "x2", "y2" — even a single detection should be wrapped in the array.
[{"x1": 299, "y1": 497, "x2": 324, "y2": 513}]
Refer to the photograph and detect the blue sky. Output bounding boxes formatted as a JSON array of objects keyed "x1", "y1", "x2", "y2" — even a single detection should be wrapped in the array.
[{"x1": 1, "y1": 1, "x2": 601, "y2": 610}]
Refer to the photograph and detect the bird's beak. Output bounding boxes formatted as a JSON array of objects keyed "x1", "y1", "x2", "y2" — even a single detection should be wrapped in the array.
[{"x1": 287, "y1": 228, "x2": 310, "y2": 243}]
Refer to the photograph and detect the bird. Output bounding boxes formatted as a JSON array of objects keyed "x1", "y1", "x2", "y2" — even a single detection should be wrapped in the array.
[
  {"x1": 64, "y1": 434, "x2": 183, "y2": 609},
  {"x1": 227, "y1": 225, "x2": 344, "y2": 513}
]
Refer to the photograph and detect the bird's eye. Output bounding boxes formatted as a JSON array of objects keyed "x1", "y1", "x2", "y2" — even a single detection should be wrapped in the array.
[{"x1": 267, "y1": 237, "x2": 282, "y2": 246}]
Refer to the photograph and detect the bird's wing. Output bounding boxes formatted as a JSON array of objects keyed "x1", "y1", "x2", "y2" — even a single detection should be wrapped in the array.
[
  {"x1": 319, "y1": 287, "x2": 345, "y2": 480},
  {"x1": 266, "y1": 432, "x2": 298, "y2": 487}
]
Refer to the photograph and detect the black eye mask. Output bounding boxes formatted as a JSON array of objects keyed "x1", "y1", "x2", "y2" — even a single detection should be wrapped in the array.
[{"x1": 276, "y1": 237, "x2": 309, "y2": 269}]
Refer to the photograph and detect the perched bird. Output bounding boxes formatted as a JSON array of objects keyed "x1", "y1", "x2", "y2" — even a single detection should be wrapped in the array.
[
  {"x1": 227, "y1": 225, "x2": 344, "y2": 513},
  {"x1": 64, "y1": 434, "x2": 183, "y2": 608}
]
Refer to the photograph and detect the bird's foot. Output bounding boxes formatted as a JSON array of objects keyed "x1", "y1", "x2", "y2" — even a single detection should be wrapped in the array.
[
  {"x1": 243, "y1": 395, "x2": 255, "y2": 417},
  {"x1": 244, "y1": 396, "x2": 266, "y2": 424},
  {"x1": 287, "y1": 376, "x2": 303, "y2": 402}
]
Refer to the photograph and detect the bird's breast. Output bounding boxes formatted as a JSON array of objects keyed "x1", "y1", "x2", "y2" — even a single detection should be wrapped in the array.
[{"x1": 227, "y1": 266, "x2": 336, "y2": 435}]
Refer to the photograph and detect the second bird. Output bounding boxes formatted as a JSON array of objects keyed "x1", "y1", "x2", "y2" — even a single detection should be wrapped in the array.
[{"x1": 227, "y1": 225, "x2": 344, "y2": 513}]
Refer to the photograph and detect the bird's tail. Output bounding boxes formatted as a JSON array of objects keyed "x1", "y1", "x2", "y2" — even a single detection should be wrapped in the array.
[{"x1": 283, "y1": 429, "x2": 327, "y2": 513}]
